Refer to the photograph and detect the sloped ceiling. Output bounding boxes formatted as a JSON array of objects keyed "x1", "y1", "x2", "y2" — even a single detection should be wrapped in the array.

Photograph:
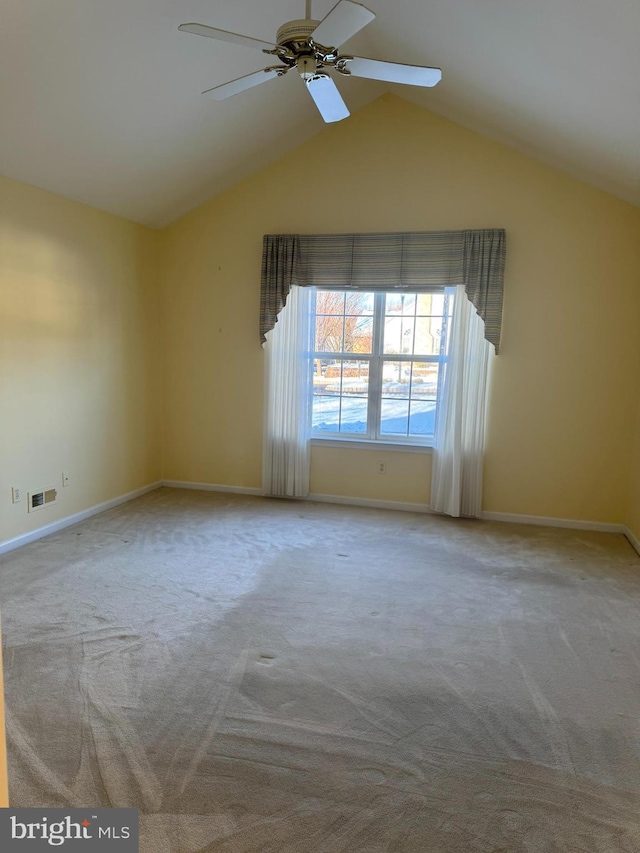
[{"x1": 1, "y1": 0, "x2": 638, "y2": 227}]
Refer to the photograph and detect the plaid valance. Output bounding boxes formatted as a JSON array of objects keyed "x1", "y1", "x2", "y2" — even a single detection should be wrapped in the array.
[{"x1": 260, "y1": 229, "x2": 506, "y2": 352}]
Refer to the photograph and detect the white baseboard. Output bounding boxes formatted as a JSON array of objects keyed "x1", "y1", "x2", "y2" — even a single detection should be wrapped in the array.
[
  {"x1": 162, "y1": 483, "x2": 630, "y2": 531},
  {"x1": 0, "y1": 482, "x2": 163, "y2": 557},
  {"x1": 162, "y1": 481, "x2": 432, "y2": 514},
  {"x1": 3, "y1": 477, "x2": 632, "y2": 555},
  {"x1": 480, "y1": 510, "x2": 625, "y2": 534},
  {"x1": 624, "y1": 525, "x2": 640, "y2": 557},
  {"x1": 163, "y1": 480, "x2": 263, "y2": 496},
  {"x1": 306, "y1": 492, "x2": 433, "y2": 513}
]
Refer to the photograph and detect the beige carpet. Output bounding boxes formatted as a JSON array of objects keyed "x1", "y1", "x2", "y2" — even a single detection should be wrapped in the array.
[{"x1": 1, "y1": 487, "x2": 640, "y2": 851}]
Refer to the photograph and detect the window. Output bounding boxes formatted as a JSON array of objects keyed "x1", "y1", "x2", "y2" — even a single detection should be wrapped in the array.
[{"x1": 310, "y1": 289, "x2": 454, "y2": 444}]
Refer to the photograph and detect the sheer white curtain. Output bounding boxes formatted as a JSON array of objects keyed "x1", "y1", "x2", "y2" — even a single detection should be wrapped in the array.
[
  {"x1": 262, "y1": 285, "x2": 313, "y2": 497},
  {"x1": 430, "y1": 286, "x2": 493, "y2": 518}
]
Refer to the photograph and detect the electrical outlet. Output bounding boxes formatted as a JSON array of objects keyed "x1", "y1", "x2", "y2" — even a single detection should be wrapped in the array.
[
  {"x1": 377, "y1": 461, "x2": 386, "y2": 475},
  {"x1": 11, "y1": 487, "x2": 21, "y2": 504},
  {"x1": 62, "y1": 472, "x2": 70, "y2": 487}
]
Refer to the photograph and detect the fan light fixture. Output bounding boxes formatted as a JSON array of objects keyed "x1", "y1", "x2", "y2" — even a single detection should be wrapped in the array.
[{"x1": 179, "y1": 0, "x2": 442, "y2": 123}]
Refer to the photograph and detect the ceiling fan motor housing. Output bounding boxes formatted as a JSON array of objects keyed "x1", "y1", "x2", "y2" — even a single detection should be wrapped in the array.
[{"x1": 276, "y1": 19, "x2": 320, "y2": 50}]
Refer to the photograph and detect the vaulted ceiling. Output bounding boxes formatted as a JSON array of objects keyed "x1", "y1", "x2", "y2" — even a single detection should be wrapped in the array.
[{"x1": 1, "y1": 0, "x2": 638, "y2": 227}]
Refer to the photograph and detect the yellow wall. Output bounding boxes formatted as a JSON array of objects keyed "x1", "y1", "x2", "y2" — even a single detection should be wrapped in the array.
[
  {"x1": 310, "y1": 446, "x2": 432, "y2": 506},
  {"x1": 0, "y1": 175, "x2": 162, "y2": 545},
  {"x1": 3, "y1": 96, "x2": 635, "y2": 536},
  {"x1": 628, "y1": 397, "x2": 640, "y2": 542},
  {"x1": 161, "y1": 94, "x2": 640, "y2": 522}
]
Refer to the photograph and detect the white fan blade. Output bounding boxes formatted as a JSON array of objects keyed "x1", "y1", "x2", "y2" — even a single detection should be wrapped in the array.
[
  {"x1": 203, "y1": 68, "x2": 282, "y2": 100},
  {"x1": 342, "y1": 56, "x2": 441, "y2": 87},
  {"x1": 179, "y1": 23, "x2": 278, "y2": 52},
  {"x1": 312, "y1": 0, "x2": 375, "y2": 49},
  {"x1": 305, "y1": 74, "x2": 350, "y2": 123}
]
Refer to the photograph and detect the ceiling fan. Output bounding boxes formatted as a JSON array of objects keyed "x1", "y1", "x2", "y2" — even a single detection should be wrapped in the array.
[{"x1": 179, "y1": 0, "x2": 441, "y2": 123}]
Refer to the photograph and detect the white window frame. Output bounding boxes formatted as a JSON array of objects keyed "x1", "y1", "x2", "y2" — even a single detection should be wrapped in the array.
[{"x1": 309, "y1": 288, "x2": 453, "y2": 448}]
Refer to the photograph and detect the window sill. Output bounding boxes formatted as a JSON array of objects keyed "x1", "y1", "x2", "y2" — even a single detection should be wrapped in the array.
[{"x1": 310, "y1": 438, "x2": 433, "y2": 454}]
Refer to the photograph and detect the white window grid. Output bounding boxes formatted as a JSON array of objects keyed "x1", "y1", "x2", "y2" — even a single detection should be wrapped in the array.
[{"x1": 310, "y1": 289, "x2": 453, "y2": 444}]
